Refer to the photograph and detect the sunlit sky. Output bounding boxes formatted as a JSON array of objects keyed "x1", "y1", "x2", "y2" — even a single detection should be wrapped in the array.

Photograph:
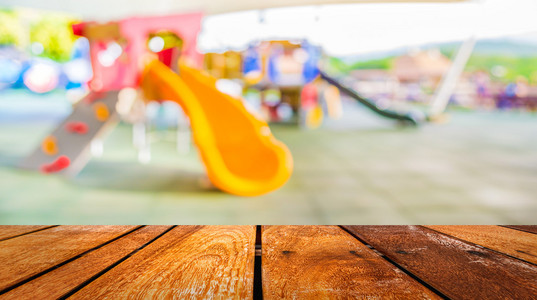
[
  {"x1": 3, "y1": 0, "x2": 537, "y2": 56},
  {"x1": 198, "y1": 0, "x2": 537, "y2": 55}
]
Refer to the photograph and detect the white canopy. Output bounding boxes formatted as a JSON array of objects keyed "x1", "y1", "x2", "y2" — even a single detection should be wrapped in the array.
[
  {"x1": 0, "y1": 0, "x2": 464, "y2": 18},
  {"x1": 2, "y1": 0, "x2": 536, "y2": 56},
  {"x1": 197, "y1": 0, "x2": 537, "y2": 55}
]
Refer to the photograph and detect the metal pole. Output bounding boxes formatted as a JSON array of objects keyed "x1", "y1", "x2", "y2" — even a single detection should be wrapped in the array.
[{"x1": 429, "y1": 36, "x2": 476, "y2": 117}]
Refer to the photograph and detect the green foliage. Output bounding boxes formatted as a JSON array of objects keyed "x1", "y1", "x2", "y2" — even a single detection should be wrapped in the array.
[
  {"x1": 328, "y1": 50, "x2": 537, "y2": 84},
  {"x1": 30, "y1": 14, "x2": 79, "y2": 62},
  {"x1": 325, "y1": 56, "x2": 394, "y2": 75},
  {"x1": 161, "y1": 32, "x2": 183, "y2": 50},
  {"x1": 438, "y1": 46, "x2": 457, "y2": 59},
  {"x1": 465, "y1": 54, "x2": 537, "y2": 83},
  {"x1": 348, "y1": 57, "x2": 393, "y2": 70},
  {"x1": 147, "y1": 31, "x2": 184, "y2": 52},
  {"x1": 0, "y1": 10, "x2": 24, "y2": 46},
  {"x1": 325, "y1": 57, "x2": 349, "y2": 74}
]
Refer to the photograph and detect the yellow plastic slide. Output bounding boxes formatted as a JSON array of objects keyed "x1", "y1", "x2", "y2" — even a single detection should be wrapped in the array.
[{"x1": 141, "y1": 59, "x2": 293, "y2": 196}]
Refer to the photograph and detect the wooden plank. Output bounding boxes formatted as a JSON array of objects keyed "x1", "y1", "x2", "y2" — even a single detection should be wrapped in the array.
[
  {"x1": 504, "y1": 225, "x2": 537, "y2": 235},
  {"x1": 0, "y1": 226, "x2": 54, "y2": 241},
  {"x1": 0, "y1": 225, "x2": 136, "y2": 292},
  {"x1": 262, "y1": 226, "x2": 440, "y2": 299},
  {"x1": 69, "y1": 226, "x2": 256, "y2": 299},
  {"x1": 426, "y1": 225, "x2": 537, "y2": 265},
  {"x1": 344, "y1": 226, "x2": 537, "y2": 299},
  {"x1": 1, "y1": 226, "x2": 171, "y2": 299}
]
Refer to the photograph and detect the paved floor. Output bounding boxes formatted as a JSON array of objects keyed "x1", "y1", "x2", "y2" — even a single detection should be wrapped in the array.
[{"x1": 1, "y1": 92, "x2": 536, "y2": 224}]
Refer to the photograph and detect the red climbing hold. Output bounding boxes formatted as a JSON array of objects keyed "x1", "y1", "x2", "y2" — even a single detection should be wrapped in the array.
[
  {"x1": 40, "y1": 156, "x2": 71, "y2": 173},
  {"x1": 65, "y1": 121, "x2": 89, "y2": 134},
  {"x1": 84, "y1": 92, "x2": 106, "y2": 104}
]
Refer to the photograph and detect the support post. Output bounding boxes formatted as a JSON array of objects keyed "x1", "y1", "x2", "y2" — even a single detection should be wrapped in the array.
[{"x1": 429, "y1": 36, "x2": 476, "y2": 117}]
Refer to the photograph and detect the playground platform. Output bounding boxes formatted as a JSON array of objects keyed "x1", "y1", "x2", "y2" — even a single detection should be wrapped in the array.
[
  {"x1": 0, "y1": 225, "x2": 536, "y2": 298},
  {"x1": 1, "y1": 91, "x2": 537, "y2": 224}
]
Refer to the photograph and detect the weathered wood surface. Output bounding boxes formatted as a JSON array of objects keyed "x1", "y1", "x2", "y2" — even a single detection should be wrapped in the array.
[
  {"x1": 0, "y1": 225, "x2": 536, "y2": 299},
  {"x1": 0, "y1": 225, "x2": 136, "y2": 292},
  {"x1": 0, "y1": 226, "x2": 55, "y2": 241},
  {"x1": 426, "y1": 225, "x2": 537, "y2": 264},
  {"x1": 344, "y1": 225, "x2": 537, "y2": 300},
  {"x1": 69, "y1": 225, "x2": 256, "y2": 299},
  {"x1": 504, "y1": 225, "x2": 537, "y2": 235},
  {"x1": 2, "y1": 226, "x2": 171, "y2": 299},
  {"x1": 262, "y1": 225, "x2": 440, "y2": 299}
]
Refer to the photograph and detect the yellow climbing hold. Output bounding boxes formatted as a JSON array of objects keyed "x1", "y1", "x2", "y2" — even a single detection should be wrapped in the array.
[
  {"x1": 41, "y1": 136, "x2": 58, "y2": 155},
  {"x1": 94, "y1": 103, "x2": 110, "y2": 121},
  {"x1": 305, "y1": 105, "x2": 324, "y2": 129}
]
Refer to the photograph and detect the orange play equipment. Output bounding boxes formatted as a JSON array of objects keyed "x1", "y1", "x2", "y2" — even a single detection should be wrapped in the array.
[
  {"x1": 142, "y1": 60, "x2": 293, "y2": 196},
  {"x1": 22, "y1": 13, "x2": 292, "y2": 196},
  {"x1": 77, "y1": 13, "x2": 293, "y2": 196}
]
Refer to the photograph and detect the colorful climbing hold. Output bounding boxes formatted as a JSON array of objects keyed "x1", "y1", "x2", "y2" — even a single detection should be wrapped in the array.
[
  {"x1": 65, "y1": 121, "x2": 89, "y2": 134},
  {"x1": 301, "y1": 83, "x2": 318, "y2": 110},
  {"x1": 84, "y1": 91, "x2": 106, "y2": 104},
  {"x1": 305, "y1": 105, "x2": 324, "y2": 129},
  {"x1": 40, "y1": 155, "x2": 70, "y2": 173},
  {"x1": 94, "y1": 103, "x2": 110, "y2": 121},
  {"x1": 41, "y1": 136, "x2": 58, "y2": 155},
  {"x1": 324, "y1": 85, "x2": 342, "y2": 120}
]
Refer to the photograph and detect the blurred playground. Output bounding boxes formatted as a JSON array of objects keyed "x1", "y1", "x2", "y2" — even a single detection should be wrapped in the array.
[
  {"x1": 1, "y1": 1, "x2": 537, "y2": 224},
  {"x1": 2, "y1": 90, "x2": 536, "y2": 224}
]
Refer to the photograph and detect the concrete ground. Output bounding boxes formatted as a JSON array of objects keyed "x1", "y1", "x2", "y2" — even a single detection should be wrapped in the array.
[{"x1": 1, "y1": 91, "x2": 536, "y2": 224}]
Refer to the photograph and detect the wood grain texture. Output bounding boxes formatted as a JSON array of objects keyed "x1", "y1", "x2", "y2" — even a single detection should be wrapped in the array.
[
  {"x1": 0, "y1": 225, "x2": 136, "y2": 291},
  {"x1": 262, "y1": 225, "x2": 440, "y2": 299},
  {"x1": 504, "y1": 225, "x2": 537, "y2": 235},
  {"x1": 2, "y1": 226, "x2": 171, "y2": 299},
  {"x1": 344, "y1": 225, "x2": 537, "y2": 299},
  {"x1": 70, "y1": 226, "x2": 256, "y2": 299},
  {"x1": 426, "y1": 225, "x2": 537, "y2": 265},
  {"x1": 0, "y1": 226, "x2": 54, "y2": 241}
]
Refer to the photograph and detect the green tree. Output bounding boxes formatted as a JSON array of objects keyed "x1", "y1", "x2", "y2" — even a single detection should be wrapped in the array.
[
  {"x1": 0, "y1": 10, "x2": 24, "y2": 46},
  {"x1": 466, "y1": 54, "x2": 537, "y2": 83},
  {"x1": 30, "y1": 14, "x2": 79, "y2": 61}
]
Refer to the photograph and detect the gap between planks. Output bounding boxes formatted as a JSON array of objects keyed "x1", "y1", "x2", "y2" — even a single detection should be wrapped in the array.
[
  {"x1": 343, "y1": 225, "x2": 537, "y2": 299},
  {"x1": 0, "y1": 226, "x2": 144, "y2": 295},
  {"x1": 501, "y1": 225, "x2": 537, "y2": 235},
  {"x1": 58, "y1": 225, "x2": 176, "y2": 299},
  {"x1": 253, "y1": 225, "x2": 263, "y2": 300},
  {"x1": 423, "y1": 225, "x2": 537, "y2": 267},
  {"x1": 2, "y1": 226, "x2": 260, "y2": 299},
  {"x1": 7, "y1": 226, "x2": 521, "y2": 299},
  {"x1": 0, "y1": 226, "x2": 58, "y2": 242},
  {"x1": 338, "y1": 226, "x2": 450, "y2": 299}
]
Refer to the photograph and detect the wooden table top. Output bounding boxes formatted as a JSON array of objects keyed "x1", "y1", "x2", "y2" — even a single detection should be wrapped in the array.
[{"x1": 0, "y1": 225, "x2": 536, "y2": 299}]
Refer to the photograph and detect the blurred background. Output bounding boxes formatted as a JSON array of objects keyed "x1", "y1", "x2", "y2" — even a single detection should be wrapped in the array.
[{"x1": 1, "y1": 0, "x2": 536, "y2": 224}]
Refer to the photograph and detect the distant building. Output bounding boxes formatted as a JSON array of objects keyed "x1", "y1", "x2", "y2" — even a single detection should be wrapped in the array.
[
  {"x1": 348, "y1": 69, "x2": 399, "y2": 99},
  {"x1": 392, "y1": 49, "x2": 451, "y2": 83}
]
